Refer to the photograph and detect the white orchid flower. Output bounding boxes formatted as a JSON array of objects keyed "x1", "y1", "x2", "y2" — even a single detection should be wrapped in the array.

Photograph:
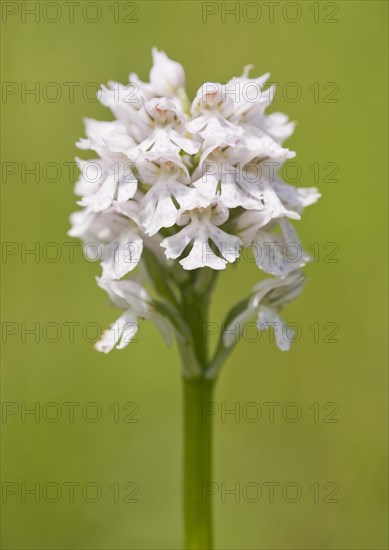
[
  {"x1": 223, "y1": 271, "x2": 305, "y2": 350},
  {"x1": 69, "y1": 49, "x2": 320, "y2": 354},
  {"x1": 95, "y1": 277, "x2": 172, "y2": 353},
  {"x1": 161, "y1": 196, "x2": 241, "y2": 270}
]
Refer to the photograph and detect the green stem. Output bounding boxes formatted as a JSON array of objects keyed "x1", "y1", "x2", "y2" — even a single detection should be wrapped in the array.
[
  {"x1": 183, "y1": 375, "x2": 215, "y2": 549},
  {"x1": 174, "y1": 270, "x2": 219, "y2": 547},
  {"x1": 180, "y1": 269, "x2": 217, "y2": 369}
]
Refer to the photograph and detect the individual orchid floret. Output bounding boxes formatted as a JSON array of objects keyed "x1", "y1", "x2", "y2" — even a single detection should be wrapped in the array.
[
  {"x1": 232, "y1": 131, "x2": 295, "y2": 165},
  {"x1": 249, "y1": 158, "x2": 321, "y2": 214},
  {"x1": 188, "y1": 83, "x2": 244, "y2": 151},
  {"x1": 99, "y1": 80, "x2": 148, "y2": 118},
  {"x1": 75, "y1": 119, "x2": 139, "y2": 212},
  {"x1": 246, "y1": 218, "x2": 310, "y2": 278},
  {"x1": 192, "y1": 146, "x2": 264, "y2": 210},
  {"x1": 137, "y1": 97, "x2": 200, "y2": 163},
  {"x1": 76, "y1": 118, "x2": 136, "y2": 158},
  {"x1": 192, "y1": 161, "x2": 261, "y2": 210},
  {"x1": 191, "y1": 82, "x2": 235, "y2": 118},
  {"x1": 76, "y1": 158, "x2": 138, "y2": 212},
  {"x1": 258, "y1": 112, "x2": 296, "y2": 145},
  {"x1": 271, "y1": 177, "x2": 321, "y2": 214},
  {"x1": 142, "y1": 96, "x2": 185, "y2": 126},
  {"x1": 161, "y1": 197, "x2": 241, "y2": 270},
  {"x1": 223, "y1": 271, "x2": 305, "y2": 351},
  {"x1": 226, "y1": 65, "x2": 271, "y2": 122},
  {"x1": 95, "y1": 277, "x2": 172, "y2": 353},
  {"x1": 227, "y1": 66, "x2": 296, "y2": 144},
  {"x1": 235, "y1": 181, "x2": 301, "y2": 241},
  {"x1": 139, "y1": 161, "x2": 200, "y2": 236},
  {"x1": 68, "y1": 202, "x2": 143, "y2": 280}
]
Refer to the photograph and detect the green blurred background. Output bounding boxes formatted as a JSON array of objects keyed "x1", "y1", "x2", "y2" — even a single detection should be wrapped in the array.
[{"x1": 1, "y1": 1, "x2": 388, "y2": 548}]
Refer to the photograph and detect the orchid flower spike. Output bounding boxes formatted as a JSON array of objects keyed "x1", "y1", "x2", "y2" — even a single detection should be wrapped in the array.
[{"x1": 69, "y1": 49, "x2": 320, "y2": 369}]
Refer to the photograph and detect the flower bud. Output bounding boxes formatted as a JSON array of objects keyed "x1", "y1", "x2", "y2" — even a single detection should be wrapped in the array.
[{"x1": 150, "y1": 48, "x2": 185, "y2": 96}]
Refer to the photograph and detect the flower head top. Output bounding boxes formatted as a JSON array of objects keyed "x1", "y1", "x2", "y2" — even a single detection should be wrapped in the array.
[{"x1": 69, "y1": 49, "x2": 320, "y2": 364}]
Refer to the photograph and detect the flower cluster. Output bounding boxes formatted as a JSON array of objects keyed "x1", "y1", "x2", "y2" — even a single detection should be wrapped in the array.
[{"x1": 69, "y1": 49, "x2": 320, "y2": 358}]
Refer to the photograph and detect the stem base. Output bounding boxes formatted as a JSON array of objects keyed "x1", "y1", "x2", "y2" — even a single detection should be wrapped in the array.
[{"x1": 183, "y1": 376, "x2": 214, "y2": 549}]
